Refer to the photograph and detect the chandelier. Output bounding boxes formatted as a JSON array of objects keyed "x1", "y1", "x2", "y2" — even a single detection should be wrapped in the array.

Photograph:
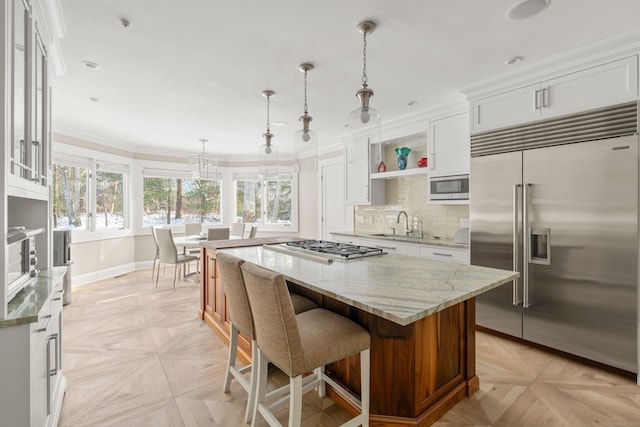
[
  {"x1": 349, "y1": 21, "x2": 381, "y2": 127},
  {"x1": 188, "y1": 138, "x2": 219, "y2": 180}
]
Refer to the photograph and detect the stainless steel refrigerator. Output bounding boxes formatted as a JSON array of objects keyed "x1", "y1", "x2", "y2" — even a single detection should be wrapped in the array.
[{"x1": 470, "y1": 102, "x2": 638, "y2": 373}]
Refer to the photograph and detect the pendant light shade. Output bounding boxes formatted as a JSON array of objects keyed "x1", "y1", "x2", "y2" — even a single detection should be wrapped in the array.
[
  {"x1": 259, "y1": 90, "x2": 279, "y2": 178},
  {"x1": 349, "y1": 21, "x2": 381, "y2": 129},
  {"x1": 188, "y1": 138, "x2": 219, "y2": 180}
]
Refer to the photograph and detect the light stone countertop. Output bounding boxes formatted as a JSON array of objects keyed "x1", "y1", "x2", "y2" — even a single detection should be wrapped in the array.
[
  {"x1": 1, "y1": 267, "x2": 67, "y2": 328},
  {"x1": 220, "y1": 245, "x2": 517, "y2": 326},
  {"x1": 330, "y1": 231, "x2": 469, "y2": 249}
]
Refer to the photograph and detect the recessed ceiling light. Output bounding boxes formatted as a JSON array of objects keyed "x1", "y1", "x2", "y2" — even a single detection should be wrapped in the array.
[
  {"x1": 505, "y1": 0, "x2": 550, "y2": 21},
  {"x1": 505, "y1": 56, "x2": 524, "y2": 65},
  {"x1": 408, "y1": 101, "x2": 418, "y2": 106},
  {"x1": 81, "y1": 61, "x2": 100, "y2": 70},
  {"x1": 88, "y1": 97, "x2": 101, "y2": 102}
]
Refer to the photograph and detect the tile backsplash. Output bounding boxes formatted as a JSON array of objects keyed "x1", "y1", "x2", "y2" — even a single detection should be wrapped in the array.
[{"x1": 354, "y1": 175, "x2": 469, "y2": 239}]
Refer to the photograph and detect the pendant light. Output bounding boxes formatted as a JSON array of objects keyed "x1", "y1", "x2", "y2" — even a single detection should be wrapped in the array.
[
  {"x1": 188, "y1": 138, "x2": 219, "y2": 180},
  {"x1": 295, "y1": 63, "x2": 317, "y2": 144},
  {"x1": 349, "y1": 21, "x2": 381, "y2": 127},
  {"x1": 258, "y1": 90, "x2": 279, "y2": 178}
]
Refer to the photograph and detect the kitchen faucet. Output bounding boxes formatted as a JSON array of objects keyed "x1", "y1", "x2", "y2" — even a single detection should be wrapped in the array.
[
  {"x1": 417, "y1": 219, "x2": 425, "y2": 237},
  {"x1": 396, "y1": 210, "x2": 412, "y2": 236}
]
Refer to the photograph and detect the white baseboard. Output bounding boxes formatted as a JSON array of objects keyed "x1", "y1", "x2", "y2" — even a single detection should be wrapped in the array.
[{"x1": 71, "y1": 262, "x2": 141, "y2": 287}]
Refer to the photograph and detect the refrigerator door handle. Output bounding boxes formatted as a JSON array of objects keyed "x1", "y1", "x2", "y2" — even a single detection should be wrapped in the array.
[
  {"x1": 512, "y1": 184, "x2": 522, "y2": 306},
  {"x1": 523, "y1": 183, "x2": 531, "y2": 308}
]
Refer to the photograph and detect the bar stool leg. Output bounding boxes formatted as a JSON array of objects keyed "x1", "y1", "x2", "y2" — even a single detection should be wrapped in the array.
[
  {"x1": 314, "y1": 366, "x2": 325, "y2": 397},
  {"x1": 223, "y1": 323, "x2": 238, "y2": 393},
  {"x1": 361, "y1": 349, "x2": 370, "y2": 427},
  {"x1": 288, "y1": 376, "x2": 303, "y2": 427},
  {"x1": 245, "y1": 340, "x2": 258, "y2": 423},
  {"x1": 251, "y1": 349, "x2": 269, "y2": 427}
]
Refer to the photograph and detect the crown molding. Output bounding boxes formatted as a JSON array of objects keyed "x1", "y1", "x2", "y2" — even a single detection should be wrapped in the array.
[{"x1": 32, "y1": 0, "x2": 67, "y2": 76}]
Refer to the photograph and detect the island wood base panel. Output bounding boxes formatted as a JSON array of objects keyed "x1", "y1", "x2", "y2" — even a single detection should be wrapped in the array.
[{"x1": 200, "y1": 248, "x2": 478, "y2": 426}]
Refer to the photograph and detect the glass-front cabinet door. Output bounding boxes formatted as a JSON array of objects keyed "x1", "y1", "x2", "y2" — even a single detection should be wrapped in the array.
[
  {"x1": 12, "y1": 0, "x2": 28, "y2": 179},
  {"x1": 10, "y1": 0, "x2": 49, "y2": 188},
  {"x1": 32, "y1": 31, "x2": 47, "y2": 185}
]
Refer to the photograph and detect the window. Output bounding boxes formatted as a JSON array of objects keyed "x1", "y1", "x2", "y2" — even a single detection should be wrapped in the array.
[
  {"x1": 95, "y1": 163, "x2": 126, "y2": 230},
  {"x1": 234, "y1": 173, "x2": 295, "y2": 227},
  {"x1": 234, "y1": 178, "x2": 261, "y2": 223},
  {"x1": 142, "y1": 174, "x2": 222, "y2": 226},
  {"x1": 52, "y1": 163, "x2": 89, "y2": 230},
  {"x1": 52, "y1": 156, "x2": 129, "y2": 231},
  {"x1": 265, "y1": 179, "x2": 291, "y2": 224}
]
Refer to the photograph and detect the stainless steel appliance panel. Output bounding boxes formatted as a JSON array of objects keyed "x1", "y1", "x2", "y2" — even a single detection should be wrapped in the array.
[
  {"x1": 471, "y1": 151, "x2": 524, "y2": 337},
  {"x1": 522, "y1": 136, "x2": 638, "y2": 371}
]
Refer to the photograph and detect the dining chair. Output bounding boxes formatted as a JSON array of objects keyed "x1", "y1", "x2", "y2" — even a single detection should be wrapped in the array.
[
  {"x1": 248, "y1": 225, "x2": 258, "y2": 238},
  {"x1": 207, "y1": 228, "x2": 230, "y2": 240},
  {"x1": 184, "y1": 223, "x2": 204, "y2": 265},
  {"x1": 155, "y1": 228, "x2": 199, "y2": 289},
  {"x1": 230, "y1": 222, "x2": 246, "y2": 238},
  {"x1": 241, "y1": 262, "x2": 371, "y2": 427},
  {"x1": 217, "y1": 252, "x2": 318, "y2": 423},
  {"x1": 150, "y1": 226, "x2": 160, "y2": 282},
  {"x1": 184, "y1": 223, "x2": 202, "y2": 236}
]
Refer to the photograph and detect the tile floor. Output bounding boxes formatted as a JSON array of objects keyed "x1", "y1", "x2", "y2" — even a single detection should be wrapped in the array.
[{"x1": 58, "y1": 269, "x2": 640, "y2": 426}]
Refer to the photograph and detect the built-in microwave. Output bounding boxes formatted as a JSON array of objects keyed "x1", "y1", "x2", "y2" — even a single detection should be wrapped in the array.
[
  {"x1": 429, "y1": 174, "x2": 469, "y2": 201},
  {"x1": 7, "y1": 227, "x2": 44, "y2": 301}
]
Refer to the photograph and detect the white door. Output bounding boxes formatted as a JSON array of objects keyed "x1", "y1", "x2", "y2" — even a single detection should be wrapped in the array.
[{"x1": 321, "y1": 160, "x2": 353, "y2": 241}]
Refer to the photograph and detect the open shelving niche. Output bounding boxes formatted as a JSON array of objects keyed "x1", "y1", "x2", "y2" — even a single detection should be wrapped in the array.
[{"x1": 370, "y1": 132, "x2": 429, "y2": 180}]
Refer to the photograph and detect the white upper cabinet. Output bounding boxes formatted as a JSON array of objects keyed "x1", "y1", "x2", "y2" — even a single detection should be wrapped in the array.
[
  {"x1": 343, "y1": 136, "x2": 385, "y2": 205},
  {"x1": 472, "y1": 56, "x2": 639, "y2": 132},
  {"x1": 428, "y1": 112, "x2": 470, "y2": 177}
]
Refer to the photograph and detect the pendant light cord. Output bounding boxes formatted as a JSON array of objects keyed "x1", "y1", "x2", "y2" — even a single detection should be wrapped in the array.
[
  {"x1": 361, "y1": 30, "x2": 368, "y2": 86},
  {"x1": 303, "y1": 69, "x2": 309, "y2": 115},
  {"x1": 266, "y1": 94, "x2": 271, "y2": 134}
]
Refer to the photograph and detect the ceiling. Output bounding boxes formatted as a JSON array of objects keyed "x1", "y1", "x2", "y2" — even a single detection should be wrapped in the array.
[{"x1": 52, "y1": 0, "x2": 640, "y2": 159}]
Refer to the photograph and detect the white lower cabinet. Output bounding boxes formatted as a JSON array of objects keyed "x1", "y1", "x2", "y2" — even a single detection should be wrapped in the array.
[
  {"x1": 417, "y1": 245, "x2": 469, "y2": 264},
  {"x1": 356, "y1": 237, "x2": 418, "y2": 256},
  {"x1": 1, "y1": 281, "x2": 66, "y2": 427},
  {"x1": 332, "y1": 234, "x2": 470, "y2": 261},
  {"x1": 332, "y1": 235, "x2": 357, "y2": 245}
]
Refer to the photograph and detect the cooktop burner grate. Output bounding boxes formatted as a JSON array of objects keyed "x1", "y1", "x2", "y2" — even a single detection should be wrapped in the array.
[{"x1": 284, "y1": 240, "x2": 385, "y2": 259}]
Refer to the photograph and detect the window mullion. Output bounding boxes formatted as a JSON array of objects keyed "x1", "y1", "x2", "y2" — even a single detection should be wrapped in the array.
[{"x1": 88, "y1": 159, "x2": 97, "y2": 231}]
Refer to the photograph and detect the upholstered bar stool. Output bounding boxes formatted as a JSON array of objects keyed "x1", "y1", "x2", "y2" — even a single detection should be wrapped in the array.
[
  {"x1": 241, "y1": 262, "x2": 371, "y2": 427},
  {"x1": 216, "y1": 252, "x2": 318, "y2": 423}
]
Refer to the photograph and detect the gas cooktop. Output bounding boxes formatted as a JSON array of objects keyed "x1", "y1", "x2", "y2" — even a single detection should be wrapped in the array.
[{"x1": 282, "y1": 240, "x2": 386, "y2": 260}]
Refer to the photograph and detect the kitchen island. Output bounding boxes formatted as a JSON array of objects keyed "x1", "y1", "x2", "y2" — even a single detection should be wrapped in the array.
[
  {"x1": 199, "y1": 237, "x2": 304, "y2": 348},
  {"x1": 210, "y1": 243, "x2": 517, "y2": 426}
]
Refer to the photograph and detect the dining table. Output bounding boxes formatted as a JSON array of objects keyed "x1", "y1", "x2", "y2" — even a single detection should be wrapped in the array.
[
  {"x1": 173, "y1": 233, "x2": 241, "y2": 251},
  {"x1": 172, "y1": 234, "x2": 241, "y2": 281}
]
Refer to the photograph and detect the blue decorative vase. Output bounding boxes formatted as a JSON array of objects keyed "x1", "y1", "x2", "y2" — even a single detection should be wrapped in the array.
[{"x1": 395, "y1": 147, "x2": 411, "y2": 170}]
